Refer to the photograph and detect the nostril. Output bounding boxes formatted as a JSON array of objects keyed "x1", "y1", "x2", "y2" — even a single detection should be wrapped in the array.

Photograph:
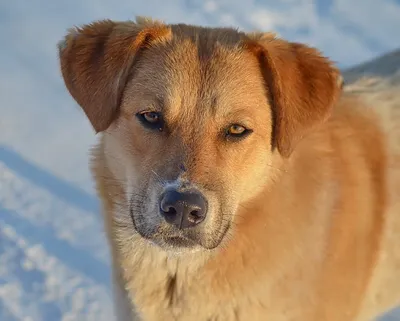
[
  {"x1": 160, "y1": 195, "x2": 177, "y2": 214},
  {"x1": 163, "y1": 206, "x2": 177, "y2": 216},
  {"x1": 187, "y1": 209, "x2": 205, "y2": 224}
]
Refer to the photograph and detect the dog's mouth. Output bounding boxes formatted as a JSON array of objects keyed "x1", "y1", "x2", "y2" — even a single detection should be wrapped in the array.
[
  {"x1": 129, "y1": 205, "x2": 200, "y2": 249},
  {"x1": 129, "y1": 196, "x2": 232, "y2": 251},
  {"x1": 132, "y1": 214, "x2": 229, "y2": 251}
]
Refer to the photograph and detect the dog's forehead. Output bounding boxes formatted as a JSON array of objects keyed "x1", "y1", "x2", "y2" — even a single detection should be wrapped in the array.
[
  {"x1": 133, "y1": 23, "x2": 252, "y2": 78},
  {"x1": 124, "y1": 25, "x2": 265, "y2": 116}
]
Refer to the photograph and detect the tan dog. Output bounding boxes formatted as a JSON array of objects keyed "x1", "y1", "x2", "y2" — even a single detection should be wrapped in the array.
[{"x1": 58, "y1": 17, "x2": 400, "y2": 321}]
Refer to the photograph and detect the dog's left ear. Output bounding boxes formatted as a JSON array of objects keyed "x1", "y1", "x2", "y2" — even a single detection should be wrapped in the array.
[
  {"x1": 246, "y1": 33, "x2": 342, "y2": 157},
  {"x1": 58, "y1": 18, "x2": 171, "y2": 132}
]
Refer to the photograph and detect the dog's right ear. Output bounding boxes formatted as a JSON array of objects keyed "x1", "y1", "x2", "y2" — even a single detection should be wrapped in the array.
[
  {"x1": 58, "y1": 18, "x2": 171, "y2": 132},
  {"x1": 245, "y1": 33, "x2": 342, "y2": 157}
]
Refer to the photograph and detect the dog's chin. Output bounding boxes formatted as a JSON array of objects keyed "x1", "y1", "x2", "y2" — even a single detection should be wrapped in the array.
[
  {"x1": 156, "y1": 236, "x2": 204, "y2": 255},
  {"x1": 132, "y1": 222, "x2": 203, "y2": 253},
  {"x1": 163, "y1": 235, "x2": 197, "y2": 248},
  {"x1": 146, "y1": 231, "x2": 228, "y2": 255}
]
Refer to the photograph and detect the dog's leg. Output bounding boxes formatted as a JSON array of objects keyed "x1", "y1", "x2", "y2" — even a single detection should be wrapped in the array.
[{"x1": 111, "y1": 263, "x2": 139, "y2": 321}]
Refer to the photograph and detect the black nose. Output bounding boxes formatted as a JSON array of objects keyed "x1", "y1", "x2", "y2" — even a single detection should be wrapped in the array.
[{"x1": 159, "y1": 189, "x2": 208, "y2": 229}]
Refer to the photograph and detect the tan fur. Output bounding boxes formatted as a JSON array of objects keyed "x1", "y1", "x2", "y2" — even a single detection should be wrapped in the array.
[{"x1": 58, "y1": 17, "x2": 400, "y2": 321}]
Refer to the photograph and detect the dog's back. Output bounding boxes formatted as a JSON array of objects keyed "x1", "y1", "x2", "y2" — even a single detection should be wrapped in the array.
[{"x1": 344, "y1": 80, "x2": 400, "y2": 320}]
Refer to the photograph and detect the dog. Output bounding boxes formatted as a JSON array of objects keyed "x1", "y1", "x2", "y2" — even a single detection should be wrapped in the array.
[{"x1": 58, "y1": 17, "x2": 400, "y2": 321}]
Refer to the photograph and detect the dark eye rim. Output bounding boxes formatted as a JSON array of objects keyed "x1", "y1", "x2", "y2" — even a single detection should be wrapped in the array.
[
  {"x1": 224, "y1": 124, "x2": 253, "y2": 141},
  {"x1": 135, "y1": 111, "x2": 164, "y2": 131}
]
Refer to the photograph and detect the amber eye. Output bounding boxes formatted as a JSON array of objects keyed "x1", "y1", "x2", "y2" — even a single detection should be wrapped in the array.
[
  {"x1": 136, "y1": 111, "x2": 164, "y2": 131},
  {"x1": 225, "y1": 124, "x2": 252, "y2": 141},
  {"x1": 228, "y1": 124, "x2": 246, "y2": 135}
]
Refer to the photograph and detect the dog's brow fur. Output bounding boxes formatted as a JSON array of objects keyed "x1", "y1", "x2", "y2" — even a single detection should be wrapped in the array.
[{"x1": 58, "y1": 16, "x2": 400, "y2": 321}]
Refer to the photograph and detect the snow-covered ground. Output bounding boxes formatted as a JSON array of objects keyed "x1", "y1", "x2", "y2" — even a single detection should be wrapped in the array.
[{"x1": 0, "y1": 146, "x2": 113, "y2": 320}]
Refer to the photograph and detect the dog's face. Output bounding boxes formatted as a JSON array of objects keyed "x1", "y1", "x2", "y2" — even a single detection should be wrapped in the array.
[
  {"x1": 58, "y1": 17, "x2": 341, "y2": 253},
  {"x1": 106, "y1": 37, "x2": 274, "y2": 251}
]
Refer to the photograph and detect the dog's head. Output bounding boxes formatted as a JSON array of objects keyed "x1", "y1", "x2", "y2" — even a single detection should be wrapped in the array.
[{"x1": 58, "y1": 17, "x2": 341, "y2": 253}]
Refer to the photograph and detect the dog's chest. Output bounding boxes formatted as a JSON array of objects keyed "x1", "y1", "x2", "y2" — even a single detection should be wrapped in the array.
[
  {"x1": 127, "y1": 256, "x2": 320, "y2": 321},
  {"x1": 130, "y1": 267, "x2": 238, "y2": 321}
]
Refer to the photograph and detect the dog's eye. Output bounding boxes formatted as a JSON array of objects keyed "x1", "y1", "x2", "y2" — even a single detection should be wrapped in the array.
[
  {"x1": 136, "y1": 111, "x2": 164, "y2": 131},
  {"x1": 225, "y1": 124, "x2": 252, "y2": 141},
  {"x1": 228, "y1": 124, "x2": 246, "y2": 135}
]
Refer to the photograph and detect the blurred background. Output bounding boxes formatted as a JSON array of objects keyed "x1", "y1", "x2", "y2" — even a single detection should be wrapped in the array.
[{"x1": 0, "y1": 0, "x2": 399, "y2": 320}]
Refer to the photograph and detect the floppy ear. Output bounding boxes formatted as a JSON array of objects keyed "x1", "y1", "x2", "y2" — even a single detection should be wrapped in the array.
[
  {"x1": 246, "y1": 34, "x2": 342, "y2": 157},
  {"x1": 58, "y1": 18, "x2": 171, "y2": 132}
]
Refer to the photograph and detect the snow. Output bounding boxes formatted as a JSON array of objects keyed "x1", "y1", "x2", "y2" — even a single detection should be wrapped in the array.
[{"x1": 0, "y1": 147, "x2": 113, "y2": 320}]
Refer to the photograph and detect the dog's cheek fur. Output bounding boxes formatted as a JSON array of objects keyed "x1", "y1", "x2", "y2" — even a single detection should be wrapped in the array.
[{"x1": 103, "y1": 118, "x2": 164, "y2": 213}]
